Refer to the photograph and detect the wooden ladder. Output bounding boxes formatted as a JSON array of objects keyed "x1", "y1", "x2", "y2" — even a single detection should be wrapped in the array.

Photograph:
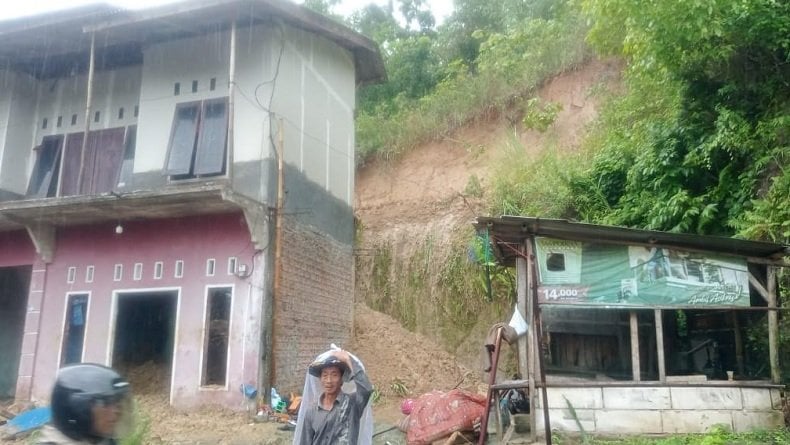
[{"x1": 477, "y1": 327, "x2": 531, "y2": 445}]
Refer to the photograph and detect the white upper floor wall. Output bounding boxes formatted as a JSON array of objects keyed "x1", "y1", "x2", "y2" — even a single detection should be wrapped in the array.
[{"x1": 0, "y1": 20, "x2": 360, "y2": 206}]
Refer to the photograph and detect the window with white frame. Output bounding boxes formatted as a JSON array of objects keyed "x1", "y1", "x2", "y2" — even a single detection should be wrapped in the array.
[
  {"x1": 85, "y1": 266, "x2": 94, "y2": 283},
  {"x1": 202, "y1": 287, "x2": 231, "y2": 386},
  {"x1": 164, "y1": 98, "x2": 228, "y2": 180},
  {"x1": 133, "y1": 263, "x2": 143, "y2": 281},
  {"x1": 113, "y1": 264, "x2": 123, "y2": 281},
  {"x1": 67, "y1": 267, "x2": 76, "y2": 283},
  {"x1": 154, "y1": 262, "x2": 164, "y2": 280},
  {"x1": 206, "y1": 259, "x2": 216, "y2": 277},
  {"x1": 61, "y1": 293, "x2": 88, "y2": 365},
  {"x1": 227, "y1": 257, "x2": 237, "y2": 275},
  {"x1": 174, "y1": 260, "x2": 184, "y2": 278},
  {"x1": 27, "y1": 135, "x2": 64, "y2": 198}
]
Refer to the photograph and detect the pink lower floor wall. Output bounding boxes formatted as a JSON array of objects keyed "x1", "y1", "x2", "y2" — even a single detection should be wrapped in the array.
[{"x1": 5, "y1": 213, "x2": 264, "y2": 408}]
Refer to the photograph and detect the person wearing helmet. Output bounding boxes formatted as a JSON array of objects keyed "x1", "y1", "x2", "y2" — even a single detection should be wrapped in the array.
[
  {"x1": 298, "y1": 349, "x2": 372, "y2": 445},
  {"x1": 38, "y1": 363, "x2": 132, "y2": 445}
]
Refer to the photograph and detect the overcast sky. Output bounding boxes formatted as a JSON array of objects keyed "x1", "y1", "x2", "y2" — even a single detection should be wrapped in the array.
[{"x1": 0, "y1": 0, "x2": 455, "y2": 24}]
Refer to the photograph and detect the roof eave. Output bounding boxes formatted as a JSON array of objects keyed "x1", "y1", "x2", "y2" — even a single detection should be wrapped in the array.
[
  {"x1": 82, "y1": 0, "x2": 386, "y2": 85},
  {"x1": 475, "y1": 216, "x2": 790, "y2": 264}
]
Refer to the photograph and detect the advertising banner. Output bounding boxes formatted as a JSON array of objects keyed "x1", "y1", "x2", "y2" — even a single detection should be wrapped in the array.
[{"x1": 534, "y1": 237, "x2": 750, "y2": 307}]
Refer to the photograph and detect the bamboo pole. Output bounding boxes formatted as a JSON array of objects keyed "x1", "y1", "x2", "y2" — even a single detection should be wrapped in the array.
[
  {"x1": 226, "y1": 20, "x2": 237, "y2": 180},
  {"x1": 76, "y1": 32, "x2": 96, "y2": 194},
  {"x1": 269, "y1": 119, "x2": 285, "y2": 395}
]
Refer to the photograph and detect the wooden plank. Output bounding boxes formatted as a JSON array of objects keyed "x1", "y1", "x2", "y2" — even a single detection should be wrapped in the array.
[
  {"x1": 748, "y1": 272, "x2": 770, "y2": 303},
  {"x1": 630, "y1": 311, "x2": 640, "y2": 382},
  {"x1": 655, "y1": 309, "x2": 666, "y2": 382},
  {"x1": 746, "y1": 256, "x2": 790, "y2": 267},
  {"x1": 767, "y1": 267, "x2": 780, "y2": 383}
]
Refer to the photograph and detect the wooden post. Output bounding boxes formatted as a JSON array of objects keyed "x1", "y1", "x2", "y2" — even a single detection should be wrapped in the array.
[
  {"x1": 516, "y1": 255, "x2": 528, "y2": 379},
  {"x1": 767, "y1": 267, "x2": 780, "y2": 383},
  {"x1": 655, "y1": 309, "x2": 666, "y2": 382},
  {"x1": 525, "y1": 240, "x2": 537, "y2": 442},
  {"x1": 630, "y1": 311, "x2": 641, "y2": 382},
  {"x1": 731, "y1": 312, "x2": 745, "y2": 376},
  {"x1": 527, "y1": 238, "x2": 552, "y2": 445},
  {"x1": 268, "y1": 119, "x2": 285, "y2": 397}
]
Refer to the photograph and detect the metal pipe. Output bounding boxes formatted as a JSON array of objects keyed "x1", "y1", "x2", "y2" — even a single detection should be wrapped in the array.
[{"x1": 76, "y1": 32, "x2": 96, "y2": 194}]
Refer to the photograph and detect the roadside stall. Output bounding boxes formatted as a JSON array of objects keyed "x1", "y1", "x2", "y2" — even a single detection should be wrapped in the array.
[{"x1": 475, "y1": 216, "x2": 788, "y2": 442}]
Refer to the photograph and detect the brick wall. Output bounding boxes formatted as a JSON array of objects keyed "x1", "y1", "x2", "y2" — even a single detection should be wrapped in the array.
[{"x1": 273, "y1": 216, "x2": 354, "y2": 392}]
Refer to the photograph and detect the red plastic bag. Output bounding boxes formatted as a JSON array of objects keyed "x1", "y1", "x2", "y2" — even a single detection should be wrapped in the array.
[{"x1": 406, "y1": 389, "x2": 486, "y2": 445}]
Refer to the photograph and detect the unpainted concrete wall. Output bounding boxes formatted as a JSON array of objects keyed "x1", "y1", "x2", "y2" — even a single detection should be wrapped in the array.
[
  {"x1": 534, "y1": 385, "x2": 784, "y2": 436},
  {"x1": 0, "y1": 70, "x2": 38, "y2": 194},
  {"x1": 268, "y1": 25, "x2": 356, "y2": 206}
]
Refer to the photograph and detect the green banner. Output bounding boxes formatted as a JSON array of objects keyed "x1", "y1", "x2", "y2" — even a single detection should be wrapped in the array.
[{"x1": 534, "y1": 237, "x2": 750, "y2": 307}]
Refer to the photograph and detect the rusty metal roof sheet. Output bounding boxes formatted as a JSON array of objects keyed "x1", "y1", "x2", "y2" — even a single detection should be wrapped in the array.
[{"x1": 475, "y1": 216, "x2": 790, "y2": 265}]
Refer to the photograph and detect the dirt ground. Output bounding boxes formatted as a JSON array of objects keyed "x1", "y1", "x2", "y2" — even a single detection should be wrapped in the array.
[
  {"x1": 0, "y1": 304, "x2": 480, "y2": 444},
  {"x1": 116, "y1": 303, "x2": 479, "y2": 444}
]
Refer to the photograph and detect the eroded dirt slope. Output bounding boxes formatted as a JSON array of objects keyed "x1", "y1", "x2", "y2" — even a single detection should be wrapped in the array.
[
  {"x1": 354, "y1": 58, "x2": 622, "y2": 372},
  {"x1": 356, "y1": 58, "x2": 621, "y2": 233}
]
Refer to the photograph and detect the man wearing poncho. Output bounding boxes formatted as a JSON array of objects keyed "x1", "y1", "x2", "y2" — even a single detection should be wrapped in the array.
[{"x1": 294, "y1": 347, "x2": 373, "y2": 445}]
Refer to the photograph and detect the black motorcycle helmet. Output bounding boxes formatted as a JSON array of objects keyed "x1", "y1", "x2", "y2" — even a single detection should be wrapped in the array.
[{"x1": 51, "y1": 363, "x2": 130, "y2": 441}]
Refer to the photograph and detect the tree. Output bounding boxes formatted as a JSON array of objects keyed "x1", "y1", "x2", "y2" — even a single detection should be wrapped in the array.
[{"x1": 577, "y1": 0, "x2": 790, "y2": 239}]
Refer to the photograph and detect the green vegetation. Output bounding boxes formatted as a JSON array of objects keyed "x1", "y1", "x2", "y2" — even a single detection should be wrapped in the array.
[
  {"x1": 303, "y1": 0, "x2": 589, "y2": 164},
  {"x1": 329, "y1": 0, "x2": 787, "y2": 394},
  {"x1": 574, "y1": 0, "x2": 789, "y2": 240},
  {"x1": 389, "y1": 378, "x2": 410, "y2": 397},
  {"x1": 120, "y1": 401, "x2": 150, "y2": 445},
  {"x1": 315, "y1": 0, "x2": 787, "y2": 245},
  {"x1": 359, "y1": 228, "x2": 514, "y2": 350},
  {"x1": 552, "y1": 426, "x2": 790, "y2": 445},
  {"x1": 522, "y1": 98, "x2": 563, "y2": 132},
  {"x1": 491, "y1": 135, "x2": 589, "y2": 217}
]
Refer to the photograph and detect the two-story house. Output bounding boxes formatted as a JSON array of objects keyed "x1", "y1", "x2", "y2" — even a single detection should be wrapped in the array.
[{"x1": 0, "y1": 0, "x2": 384, "y2": 409}]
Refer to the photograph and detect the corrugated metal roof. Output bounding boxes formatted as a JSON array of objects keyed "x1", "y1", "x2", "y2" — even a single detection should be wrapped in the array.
[
  {"x1": 0, "y1": 0, "x2": 385, "y2": 84},
  {"x1": 475, "y1": 216, "x2": 790, "y2": 265}
]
